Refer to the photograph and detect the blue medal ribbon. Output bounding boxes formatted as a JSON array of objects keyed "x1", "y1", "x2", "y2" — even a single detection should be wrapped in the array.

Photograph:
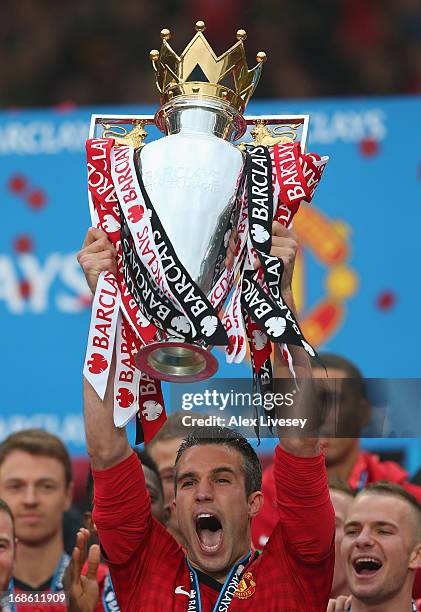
[
  {"x1": 101, "y1": 571, "x2": 120, "y2": 611},
  {"x1": 50, "y1": 552, "x2": 70, "y2": 592},
  {"x1": 3, "y1": 552, "x2": 70, "y2": 612},
  {"x1": 186, "y1": 550, "x2": 252, "y2": 612}
]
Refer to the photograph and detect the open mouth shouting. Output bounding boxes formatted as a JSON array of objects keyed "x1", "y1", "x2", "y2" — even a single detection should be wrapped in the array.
[
  {"x1": 352, "y1": 556, "x2": 383, "y2": 579},
  {"x1": 195, "y1": 513, "x2": 224, "y2": 554}
]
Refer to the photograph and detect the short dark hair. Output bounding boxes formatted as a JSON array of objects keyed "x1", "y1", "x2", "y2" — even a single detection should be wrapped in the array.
[
  {"x1": 0, "y1": 429, "x2": 72, "y2": 486},
  {"x1": 358, "y1": 481, "x2": 421, "y2": 538},
  {"x1": 147, "y1": 411, "x2": 205, "y2": 449},
  {"x1": 175, "y1": 426, "x2": 262, "y2": 498},
  {"x1": 361, "y1": 481, "x2": 421, "y2": 513},
  {"x1": 313, "y1": 352, "x2": 365, "y2": 399},
  {"x1": 314, "y1": 353, "x2": 363, "y2": 380},
  {"x1": 0, "y1": 498, "x2": 15, "y2": 540}
]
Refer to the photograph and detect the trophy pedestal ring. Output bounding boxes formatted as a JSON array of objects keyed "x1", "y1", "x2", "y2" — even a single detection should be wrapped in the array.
[{"x1": 136, "y1": 341, "x2": 218, "y2": 383}]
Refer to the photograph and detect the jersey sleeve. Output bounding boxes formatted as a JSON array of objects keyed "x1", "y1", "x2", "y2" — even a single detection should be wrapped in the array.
[
  {"x1": 268, "y1": 445, "x2": 335, "y2": 565},
  {"x1": 92, "y1": 452, "x2": 178, "y2": 566}
]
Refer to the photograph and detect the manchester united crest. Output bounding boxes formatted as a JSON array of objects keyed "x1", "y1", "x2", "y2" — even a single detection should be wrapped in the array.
[{"x1": 234, "y1": 571, "x2": 256, "y2": 600}]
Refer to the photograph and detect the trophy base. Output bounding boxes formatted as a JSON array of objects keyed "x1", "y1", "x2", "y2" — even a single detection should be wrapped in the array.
[{"x1": 136, "y1": 341, "x2": 218, "y2": 383}]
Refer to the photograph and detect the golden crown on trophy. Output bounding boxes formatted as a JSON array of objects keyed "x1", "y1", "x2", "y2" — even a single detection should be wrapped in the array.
[{"x1": 150, "y1": 20, "x2": 267, "y2": 114}]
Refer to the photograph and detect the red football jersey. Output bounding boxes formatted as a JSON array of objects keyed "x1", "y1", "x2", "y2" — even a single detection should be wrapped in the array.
[
  {"x1": 93, "y1": 446, "x2": 334, "y2": 611},
  {"x1": 10, "y1": 553, "x2": 69, "y2": 612},
  {"x1": 10, "y1": 587, "x2": 67, "y2": 612}
]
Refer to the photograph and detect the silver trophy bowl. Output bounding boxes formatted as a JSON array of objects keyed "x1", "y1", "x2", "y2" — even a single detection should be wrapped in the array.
[{"x1": 135, "y1": 96, "x2": 245, "y2": 382}]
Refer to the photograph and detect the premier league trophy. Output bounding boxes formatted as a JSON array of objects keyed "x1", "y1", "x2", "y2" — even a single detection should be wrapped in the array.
[{"x1": 84, "y1": 21, "x2": 328, "y2": 442}]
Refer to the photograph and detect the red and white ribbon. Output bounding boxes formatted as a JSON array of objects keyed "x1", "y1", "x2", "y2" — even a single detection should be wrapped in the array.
[
  {"x1": 87, "y1": 138, "x2": 157, "y2": 346},
  {"x1": 137, "y1": 372, "x2": 166, "y2": 445},
  {"x1": 83, "y1": 271, "x2": 120, "y2": 400},
  {"x1": 114, "y1": 314, "x2": 141, "y2": 427},
  {"x1": 111, "y1": 145, "x2": 193, "y2": 323}
]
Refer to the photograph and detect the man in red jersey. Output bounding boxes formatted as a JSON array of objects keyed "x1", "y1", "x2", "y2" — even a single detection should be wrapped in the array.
[
  {"x1": 327, "y1": 482, "x2": 421, "y2": 611},
  {"x1": 253, "y1": 354, "x2": 421, "y2": 550},
  {"x1": 79, "y1": 224, "x2": 335, "y2": 611}
]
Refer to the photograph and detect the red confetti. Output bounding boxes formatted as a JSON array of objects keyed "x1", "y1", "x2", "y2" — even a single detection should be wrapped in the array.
[
  {"x1": 13, "y1": 235, "x2": 33, "y2": 253},
  {"x1": 27, "y1": 189, "x2": 47, "y2": 209},
  {"x1": 359, "y1": 137, "x2": 380, "y2": 157},
  {"x1": 19, "y1": 280, "x2": 31, "y2": 299},
  {"x1": 54, "y1": 100, "x2": 77, "y2": 114},
  {"x1": 78, "y1": 294, "x2": 93, "y2": 307},
  {"x1": 8, "y1": 174, "x2": 27, "y2": 194},
  {"x1": 376, "y1": 290, "x2": 396, "y2": 311}
]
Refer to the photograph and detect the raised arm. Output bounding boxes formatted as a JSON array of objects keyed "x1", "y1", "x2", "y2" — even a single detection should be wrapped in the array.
[
  {"x1": 78, "y1": 228, "x2": 131, "y2": 470},
  {"x1": 83, "y1": 364, "x2": 132, "y2": 470},
  {"x1": 268, "y1": 222, "x2": 320, "y2": 457},
  {"x1": 78, "y1": 229, "x2": 162, "y2": 574},
  {"x1": 267, "y1": 224, "x2": 334, "y2": 574}
]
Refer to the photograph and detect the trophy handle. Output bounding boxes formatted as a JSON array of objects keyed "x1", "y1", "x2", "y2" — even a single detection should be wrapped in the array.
[
  {"x1": 86, "y1": 112, "x2": 309, "y2": 243},
  {"x1": 88, "y1": 113, "x2": 310, "y2": 151},
  {"x1": 102, "y1": 120, "x2": 148, "y2": 149},
  {"x1": 237, "y1": 118, "x2": 305, "y2": 151}
]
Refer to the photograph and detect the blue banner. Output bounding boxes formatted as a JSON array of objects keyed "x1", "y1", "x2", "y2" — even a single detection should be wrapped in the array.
[{"x1": 1, "y1": 96, "x2": 420, "y2": 457}]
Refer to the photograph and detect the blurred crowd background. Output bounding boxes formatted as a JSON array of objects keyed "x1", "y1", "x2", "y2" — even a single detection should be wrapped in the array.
[{"x1": 1, "y1": 0, "x2": 421, "y2": 108}]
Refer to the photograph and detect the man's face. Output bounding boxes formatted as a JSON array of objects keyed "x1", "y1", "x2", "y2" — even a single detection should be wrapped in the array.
[
  {"x1": 0, "y1": 510, "x2": 15, "y2": 591},
  {"x1": 174, "y1": 444, "x2": 262, "y2": 580},
  {"x1": 0, "y1": 451, "x2": 72, "y2": 546},
  {"x1": 342, "y1": 493, "x2": 421, "y2": 604},
  {"x1": 330, "y1": 489, "x2": 353, "y2": 597},
  {"x1": 316, "y1": 366, "x2": 364, "y2": 467},
  {"x1": 149, "y1": 437, "x2": 183, "y2": 538}
]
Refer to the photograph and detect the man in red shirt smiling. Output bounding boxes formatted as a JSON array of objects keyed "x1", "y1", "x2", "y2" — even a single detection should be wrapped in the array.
[
  {"x1": 328, "y1": 482, "x2": 421, "y2": 611},
  {"x1": 79, "y1": 224, "x2": 335, "y2": 611}
]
